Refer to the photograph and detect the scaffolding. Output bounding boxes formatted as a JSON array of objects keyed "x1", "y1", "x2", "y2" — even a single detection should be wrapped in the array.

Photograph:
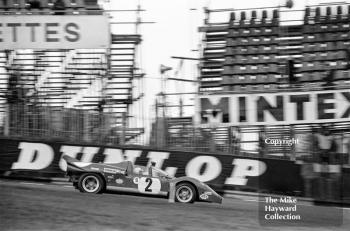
[
  {"x1": 149, "y1": 2, "x2": 350, "y2": 158},
  {"x1": 0, "y1": 0, "x2": 146, "y2": 145},
  {"x1": 198, "y1": 3, "x2": 350, "y2": 93}
]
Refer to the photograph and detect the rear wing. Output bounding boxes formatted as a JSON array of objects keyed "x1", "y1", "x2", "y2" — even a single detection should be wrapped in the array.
[
  {"x1": 62, "y1": 155, "x2": 79, "y2": 164},
  {"x1": 62, "y1": 155, "x2": 86, "y2": 172}
]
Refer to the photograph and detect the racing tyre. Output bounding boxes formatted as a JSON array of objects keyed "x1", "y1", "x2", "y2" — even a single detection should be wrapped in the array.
[
  {"x1": 175, "y1": 183, "x2": 196, "y2": 203},
  {"x1": 78, "y1": 173, "x2": 104, "y2": 194}
]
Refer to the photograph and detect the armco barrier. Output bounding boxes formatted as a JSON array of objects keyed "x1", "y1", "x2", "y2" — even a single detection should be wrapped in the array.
[{"x1": 0, "y1": 137, "x2": 304, "y2": 194}]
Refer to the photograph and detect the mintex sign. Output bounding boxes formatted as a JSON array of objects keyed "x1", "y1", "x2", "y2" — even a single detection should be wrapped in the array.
[
  {"x1": 0, "y1": 15, "x2": 110, "y2": 49},
  {"x1": 196, "y1": 89, "x2": 350, "y2": 126}
]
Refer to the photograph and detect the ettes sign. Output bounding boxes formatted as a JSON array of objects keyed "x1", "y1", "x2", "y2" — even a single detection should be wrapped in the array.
[{"x1": 0, "y1": 15, "x2": 110, "y2": 49}]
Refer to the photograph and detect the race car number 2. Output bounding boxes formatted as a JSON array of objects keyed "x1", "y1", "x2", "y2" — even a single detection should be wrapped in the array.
[{"x1": 136, "y1": 177, "x2": 161, "y2": 194}]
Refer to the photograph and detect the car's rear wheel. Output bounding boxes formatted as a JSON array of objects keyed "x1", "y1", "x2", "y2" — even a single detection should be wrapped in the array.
[
  {"x1": 175, "y1": 183, "x2": 196, "y2": 203},
  {"x1": 78, "y1": 173, "x2": 104, "y2": 194}
]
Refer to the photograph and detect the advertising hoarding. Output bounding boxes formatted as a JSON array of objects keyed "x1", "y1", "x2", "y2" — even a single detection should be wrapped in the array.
[
  {"x1": 0, "y1": 15, "x2": 110, "y2": 49},
  {"x1": 196, "y1": 89, "x2": 350, "y2": 126}
]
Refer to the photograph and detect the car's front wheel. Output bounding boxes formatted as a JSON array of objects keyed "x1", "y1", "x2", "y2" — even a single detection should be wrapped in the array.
[
  {"x1": 78, "y1": 173, "x2": 104, "y2": 194},
  {"x1": 175, "y1": 183, "x2": 196, "y2": 203}
]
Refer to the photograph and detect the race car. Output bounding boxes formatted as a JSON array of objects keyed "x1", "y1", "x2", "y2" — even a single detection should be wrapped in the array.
[{"x1": 62, "y1": 155, "x2": 222, "y2": 204}]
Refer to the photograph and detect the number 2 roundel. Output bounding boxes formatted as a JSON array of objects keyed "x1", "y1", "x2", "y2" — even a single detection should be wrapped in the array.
[{"x1": 138, "y1": 177, "x2": 161, "y2": 194}]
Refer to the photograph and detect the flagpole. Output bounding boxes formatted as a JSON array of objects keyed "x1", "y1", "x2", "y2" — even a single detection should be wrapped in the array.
[{"x1": 159, "y1": 65, "x2": 173, "y2": 118}]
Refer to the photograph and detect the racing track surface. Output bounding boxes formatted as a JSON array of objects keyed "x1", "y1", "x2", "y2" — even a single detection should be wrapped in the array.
[{"x1": 0, "y1": 179, "x2": 349, "y2": 231}]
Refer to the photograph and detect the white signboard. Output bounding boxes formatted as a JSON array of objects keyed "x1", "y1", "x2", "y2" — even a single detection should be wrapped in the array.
[
  {"x1": 0, "y1": 15, "x2": 110, "y2": 49},
  {"x1": 196, "y1": 89, "x2": 350, "y2": 126}
]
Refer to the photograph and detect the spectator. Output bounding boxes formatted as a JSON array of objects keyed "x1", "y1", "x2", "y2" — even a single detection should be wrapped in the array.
[
  {"x1": 258, "y1": 129, "x2": 266, "y2": 158},
  {"x1": 300, "y1": 155, "x2": 317, "y2": 197},
  {"x1": 314, "y1": 125, "x2": 340, "y2": 200},
  {"x1": 344, "y1": 133, "x2": 350, "y2": 165},
  {"x1": 315, "y1": 125, "x2": 337, "y2": 164},
  {"x1": 230, "y1": 126, "x2": 240, "y2": 154}
]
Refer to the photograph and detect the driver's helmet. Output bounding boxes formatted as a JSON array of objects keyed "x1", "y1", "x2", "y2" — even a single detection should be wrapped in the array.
[{"x1": 133, "y1": 167, "x2": 142, "y2": 174}]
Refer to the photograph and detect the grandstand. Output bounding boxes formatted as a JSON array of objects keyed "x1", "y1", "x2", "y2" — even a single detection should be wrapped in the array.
[
  {"x1": 152, "y1": 2, "x2": 350, "y2": 159},
  {"x1": 200, "y1": 4, "x2": 350, "y2": 92}
]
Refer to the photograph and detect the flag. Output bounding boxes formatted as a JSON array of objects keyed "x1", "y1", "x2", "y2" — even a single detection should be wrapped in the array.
[{"x1": 160, "y1": 64, "x2": 172, "y2": 74}]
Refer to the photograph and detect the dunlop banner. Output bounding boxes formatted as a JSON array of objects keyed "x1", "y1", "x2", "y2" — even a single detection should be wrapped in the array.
[
  {"x1": 196, "y1": 89, "x2": 350, "y2": 126},
  {"x1": 0, "y1": 138, "x2": 303, "y2": 193},
  {"x1": 0, "y1": 15, "x2": 110, "y2": 49}
]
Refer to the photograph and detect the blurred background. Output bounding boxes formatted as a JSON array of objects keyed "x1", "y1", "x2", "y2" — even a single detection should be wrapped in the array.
[{"x1": 1, "y1": 0, "x2": 349, "y2": 161}]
